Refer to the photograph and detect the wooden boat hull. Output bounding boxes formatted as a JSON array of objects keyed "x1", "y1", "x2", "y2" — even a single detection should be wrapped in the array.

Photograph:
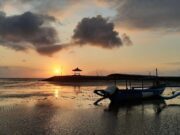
[{"x1": 110, "y1": 87, "x2": 165, "y2": 103}]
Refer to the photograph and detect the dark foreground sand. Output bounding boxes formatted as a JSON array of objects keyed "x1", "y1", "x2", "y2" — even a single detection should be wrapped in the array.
[{"x1": 0, "y1": 81, "x2": 179, "y2": 135}]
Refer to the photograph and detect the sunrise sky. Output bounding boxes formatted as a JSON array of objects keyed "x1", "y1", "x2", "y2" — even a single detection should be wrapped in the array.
[{"x1": 0, "y1": 0, "x2": 180, "y2": 78}]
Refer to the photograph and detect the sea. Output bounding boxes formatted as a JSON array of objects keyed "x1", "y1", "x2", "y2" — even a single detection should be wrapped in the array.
[{"x1": 0, "y1": 78, "x2": 179, "y2": 135}]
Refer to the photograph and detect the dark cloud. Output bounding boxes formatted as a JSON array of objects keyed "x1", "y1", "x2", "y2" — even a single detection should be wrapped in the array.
[
  {"x1": 0, "y1": 11, "x2": 132, "y2": 56},
  {"x1": 113, "y1": 0, "x2": 180, "y2": 31},
  {"x1": 0, "y1": 11, "x2": 65, "y2": 56},
  {"x1": 73, "y1": 15, "x2": 123, "y2": 49},
  {"x1": 36, "y1": 44, "x2": 69, "y2": 56}
]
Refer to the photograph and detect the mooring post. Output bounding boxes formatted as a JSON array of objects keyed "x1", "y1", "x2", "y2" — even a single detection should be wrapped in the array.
[
  {"x1": 114, "y1": 79, "x2": 117, "y2": 86},
  {"x1": 126, "y1": 80, "x2": 128, "y2": 90},
  {"x1": 129, "y1": 80, "x2": 131, "y2": 89},
  {"x1": 142, "y1": 79, "x2": 144, "y2": 90}
]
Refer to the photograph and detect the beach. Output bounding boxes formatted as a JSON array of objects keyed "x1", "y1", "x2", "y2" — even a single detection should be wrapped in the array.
[{"x1": 0, "y1": 79, "x2": 179, "y2": 135}]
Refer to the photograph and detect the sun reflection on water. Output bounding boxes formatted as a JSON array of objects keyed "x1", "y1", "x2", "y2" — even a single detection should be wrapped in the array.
[{"x1": 54, "y1": 88, "x2": 60, "y2": 98}]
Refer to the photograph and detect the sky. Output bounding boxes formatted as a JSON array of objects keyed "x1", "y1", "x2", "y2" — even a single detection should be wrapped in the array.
[{"x1": 0, "y1": 0, "x2": 180, "y2": 78}]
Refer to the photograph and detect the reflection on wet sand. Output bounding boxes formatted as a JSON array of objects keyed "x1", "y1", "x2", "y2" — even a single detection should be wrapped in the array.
[
  {"x1": 0, "y1": 92, "x2": 53, "y2": 98},
  {"x1": 106, "y1": 99, "x2": 167, "y2": 116},
  {"x1": 100, "y1": 99, "x2": 180, "y2": 135},
  {"x1": 54, "y1": 88, "x2": 60, "y2": 98},
  {"x1": 0, "y1": 99, "x2": 58, "y2": 134},
  {"x1": 0, "y1": 81, "x2": 179, "y2": 135}
]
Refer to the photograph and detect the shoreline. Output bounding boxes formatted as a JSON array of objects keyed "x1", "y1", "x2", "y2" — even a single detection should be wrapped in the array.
[{"x1": 43, "y1": 74, "x2": 180, "y2": 81}]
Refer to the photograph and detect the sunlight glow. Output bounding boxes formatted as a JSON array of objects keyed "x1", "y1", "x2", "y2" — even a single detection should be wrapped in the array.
[{"x1": 54, "y1": 68, "x2": 61, "y2": 75}]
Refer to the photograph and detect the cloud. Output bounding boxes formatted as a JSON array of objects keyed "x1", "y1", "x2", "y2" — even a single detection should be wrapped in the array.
[
  {"x1": 122, "y1": 33, "x2": 132, "y2": 46},
  {"x1": 112, "y1": 0, "x2": 180, "y2": 31},
  {"x1": 19, "y1": 0, "x2": 79, "y2": 11},
  {"x1": 0, "y1": 12, "x2": 132, "y2": 56},
  {"x1": 72, "y1": 15, "x2": 123, "y2": 49},
  {"x1": 0, "y1": 0, "x2": 85, "y2": 22},
  {"x1": 19, "y1": 0, "x2": 82, "y2": 18},
  {"x1": 0, "y1": 66, "x2": 42, "y2": 78},
  {"x1": 0, "y1": 11, "x2": 66, "y2": 56},
  {"x1": 36, "y1": 44, "x2": 69, "y2": 56},
  {"x1": 164, "y1": 61, "x2": 180, "y2": 66}
]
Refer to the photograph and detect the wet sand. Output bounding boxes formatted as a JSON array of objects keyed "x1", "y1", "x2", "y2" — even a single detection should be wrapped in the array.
[{"x1": 0, "y1": 80, "x2": 179, "y2": 135}]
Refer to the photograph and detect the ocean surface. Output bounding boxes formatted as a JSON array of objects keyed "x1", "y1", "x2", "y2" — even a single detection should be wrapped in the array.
[{"x1": 0, "y1": 78, "x2": 179, "y2": 135}]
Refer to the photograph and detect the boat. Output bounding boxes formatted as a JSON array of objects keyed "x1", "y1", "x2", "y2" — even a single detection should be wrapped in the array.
[
  {"x1": 94, "y1": 84, "x2": 166, "y2": 105},
  {"x1": 94, "y1": 69, "x2": 180, "y2": 105}
]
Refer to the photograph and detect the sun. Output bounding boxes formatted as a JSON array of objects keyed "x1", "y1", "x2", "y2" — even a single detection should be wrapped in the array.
[{"x1": 54, "y1": 69, "x2": 61, "y2": 75}]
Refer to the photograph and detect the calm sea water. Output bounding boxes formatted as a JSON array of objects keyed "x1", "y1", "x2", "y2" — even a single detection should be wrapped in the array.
[{"x1": 0, "y1": 78, "x2": 179, "y2": 135}]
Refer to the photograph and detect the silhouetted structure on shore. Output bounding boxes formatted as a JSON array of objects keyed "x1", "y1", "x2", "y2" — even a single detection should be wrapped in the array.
[{"x1": 72, "y1": 67, "x2": 82, "y2": 75}]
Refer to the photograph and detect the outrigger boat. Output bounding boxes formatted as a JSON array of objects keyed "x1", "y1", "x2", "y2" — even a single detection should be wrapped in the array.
[
  {"x1": 94, "y1": 69, "x2": 180, "y2": 105},
  {"x1": 94, "y1": 84, "x2": 166, "y2": 105}
]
